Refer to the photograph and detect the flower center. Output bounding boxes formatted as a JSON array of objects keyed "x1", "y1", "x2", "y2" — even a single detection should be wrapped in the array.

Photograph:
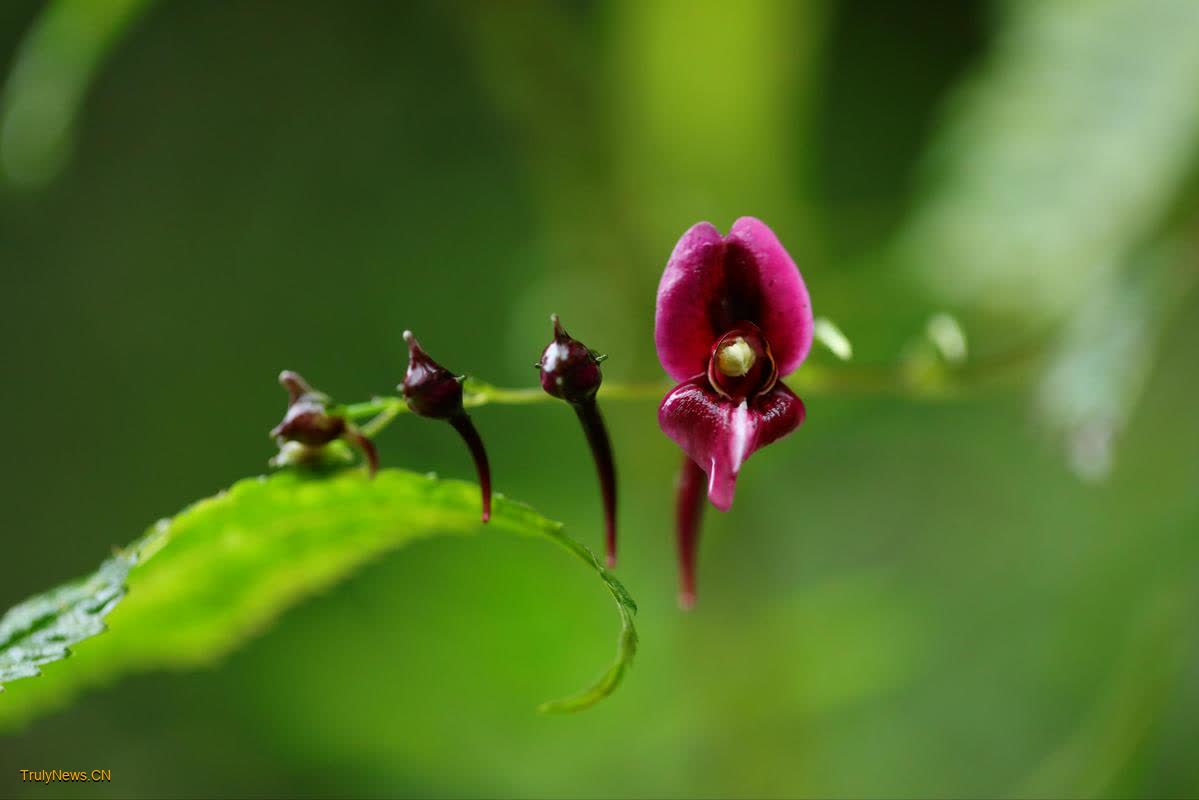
[
  {"x1": 716, "y1": 337, "x2": 756, "y2": 377},
  {"x1": 707, "y1": 322, "x2": 777, "y2": 403}
]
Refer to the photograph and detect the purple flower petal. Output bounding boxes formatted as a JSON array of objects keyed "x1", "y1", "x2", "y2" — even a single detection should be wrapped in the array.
[
  {"x1": 658, "y1": 377, "x2": 805, "y2": 511},
  {"x1": 654, "y1": 222, "x2": 726, "y2": 381},
  {"x1": 655, "y1": 218, "x2": 813, "y2": 381},
  {"x1": 725, "y1": 217, "x2": 813, "y2": 376}
]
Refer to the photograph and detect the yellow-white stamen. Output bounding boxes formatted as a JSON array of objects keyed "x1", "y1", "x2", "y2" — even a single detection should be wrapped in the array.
[{"x1": 716, "y1": 337, "x2": 756, "y2": 377}]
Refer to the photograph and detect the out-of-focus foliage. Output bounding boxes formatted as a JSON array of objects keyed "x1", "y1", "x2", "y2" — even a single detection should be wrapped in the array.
[
  {"x1": 1037, "y1": 241, "x2": 1196, "y2": 481},
  {"x1": 0, "y1": 0, "x2": 150, "y2": 185},
  {"x1": 890, "y1": 0, "x2": 1199, "y2": 477},
  {"x1": 898, "y1": 0, "x2": 1199, "y2": 331},
  {"x1": 0, "y1": 469, "x2": 636, "y2": 730}
]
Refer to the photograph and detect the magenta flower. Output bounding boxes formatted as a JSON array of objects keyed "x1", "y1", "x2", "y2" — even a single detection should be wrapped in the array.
[{"x1": 655, "y1": 217, "x2": 812, "y2": 608}]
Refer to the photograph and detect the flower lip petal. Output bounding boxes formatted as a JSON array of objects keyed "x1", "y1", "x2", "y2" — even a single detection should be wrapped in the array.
[
  {"x1": 725, "y1": 217, "x2": 813, "y2": 376},
  {"x1": 658, "y1": 377, "x2": 805, "y2": 511}
]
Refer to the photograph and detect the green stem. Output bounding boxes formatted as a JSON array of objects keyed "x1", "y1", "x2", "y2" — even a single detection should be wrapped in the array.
[
  {"x1": 357, "y1": 400, "x2": 404, "y2": 439},
  {"x1": 340, "y1": 353, "x2": 1039, "y2": 439}
]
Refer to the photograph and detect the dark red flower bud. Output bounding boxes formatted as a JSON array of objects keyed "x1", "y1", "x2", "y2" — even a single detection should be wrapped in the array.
[
  {"x1": 271, "y1": 370, "x2": 378, "y2": 476},
  {"x1": 401, "y1": 331, "x2": 491, "y2": 523},
  {"x1": 401, "y1": 331, "x2": 465, "y2": 419},
  {"x1": 539, "y1": 314, "x2": 603, "y2": 402},
  {"x1": 537, "y1": 315, "x2": 618, "y2": 567}
]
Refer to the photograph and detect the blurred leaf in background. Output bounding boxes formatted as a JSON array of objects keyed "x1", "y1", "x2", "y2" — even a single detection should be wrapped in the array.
[
  {"x1": 896, "y1": 0, "x2": 1199, "y2": 334},
  {"x1": 0, "y1": 0, "x2": 149, "y2": 186},
  {"x1": 1037, "y1": 240, "x2": 1197, "y2": 481}
]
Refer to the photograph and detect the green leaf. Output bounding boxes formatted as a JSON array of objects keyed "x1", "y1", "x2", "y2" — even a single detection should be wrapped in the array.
[
  {"x1": 0, "y1": 549, "x2": 132, "y2": 685},
  {"x1": 0, "y1": 469, "x2": 637, "y2": 729}
]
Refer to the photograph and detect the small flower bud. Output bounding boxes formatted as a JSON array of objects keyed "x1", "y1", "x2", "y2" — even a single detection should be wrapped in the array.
[
  {"x1": 400, "y1": 331, "x2": 491, "y2": 522},
  {"x1": 401, "y1": 331, "x2": 465, "y2": 419},
  {"x1": 270, "y1": 370, "x2": 378, "y2": 476},
  {"x1": 538, "y1": 314, "x2": 603, "y2": 404},
  {"x1": 271, "y1": 371, "x2": 346, "y2": 446},
  {"x1": 537, "y1": 315, "x2": 618, "y2": 567}
]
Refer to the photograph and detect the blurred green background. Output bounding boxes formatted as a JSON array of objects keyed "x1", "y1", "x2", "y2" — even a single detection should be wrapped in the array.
[{"x1": 2, "y1": 1, "x2": 1199, "y2": 797}]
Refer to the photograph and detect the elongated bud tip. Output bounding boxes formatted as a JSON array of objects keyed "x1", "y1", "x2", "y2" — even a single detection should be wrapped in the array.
[
  {"x1": 278, "y1": 370, "x2": 313, "y2": 404},
  {"x1": 403, "y1": 329, "x2": 438, "y2": 372},
  {"x1": 279, "y1": 369, "x2": 303, "y2": 386},
  {"x1": 678, "y1": 589, "x2": 696, "y2": 611},
  {"x1": 539, "y1": 315, "x2": 602, "y2": 403}
]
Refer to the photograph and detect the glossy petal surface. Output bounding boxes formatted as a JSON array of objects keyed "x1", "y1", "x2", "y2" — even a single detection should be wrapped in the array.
[
  {"x1": 655, "y1": 218, "x2": 813, "y2": 381},
  {"x1": 654, "y1": 222, "x2": 726, "y2": 381},
  {"x1": 725, "y1": 217, "x2": 813, "y2": 375},
  {"x1": 658, "y1": 378, "x2": 805, "y2": 510}
]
